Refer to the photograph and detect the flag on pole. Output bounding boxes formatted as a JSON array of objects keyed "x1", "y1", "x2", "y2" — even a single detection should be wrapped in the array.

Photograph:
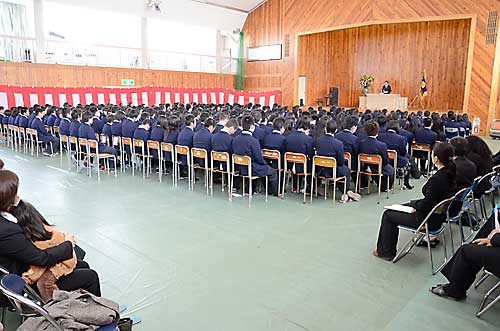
[{"x1": 420, "y1": 70, "x2": 428, "y2": 97}]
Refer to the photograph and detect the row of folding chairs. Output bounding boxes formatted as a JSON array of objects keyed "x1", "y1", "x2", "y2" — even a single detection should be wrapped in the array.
[{"x1": 1, "y1": 124, "x2": 54, "y2": 157}]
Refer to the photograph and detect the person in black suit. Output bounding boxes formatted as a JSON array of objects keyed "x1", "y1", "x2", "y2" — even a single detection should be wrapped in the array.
[
  {"x1": 373, "y1": 142, "x2": 457, "y2": 260},
  {"x1": 0, "y1": 170, "x2": 101, "y2": 300},
  {"x1": 431, "y1": 222, "x2": 500, "y2": 300},
  {"x1": 450, "y1": 137, "x2": 477, "y2": 190},
  {"x1": 382, "y1": 81, "x2": 392, "y2": 94}
]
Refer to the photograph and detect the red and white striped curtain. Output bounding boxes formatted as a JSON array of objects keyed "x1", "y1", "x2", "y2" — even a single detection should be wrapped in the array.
[{"x1": 0, "y1": 86, "x2": 281, "y2": 109}]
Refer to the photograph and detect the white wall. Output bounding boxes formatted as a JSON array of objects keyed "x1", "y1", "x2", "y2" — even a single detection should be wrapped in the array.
[{"x1": 46, "y1": 0, "x2": 247, "y2": 32}]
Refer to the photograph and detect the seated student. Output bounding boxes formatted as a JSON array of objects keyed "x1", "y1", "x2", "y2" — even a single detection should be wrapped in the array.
[
  {"x1": 111, "y1": 111, "x2": 125, "y2": 139},
  {"x1": 78, "y1": 111, "x2": 118, "y2": 168},
  {"x1": 30, "y1": 107, "x2": 60, "y2": 154},
  {"x1": 9, "y1": 108, "x2": 19, "y2": 126},
  {"x1": 101, "y1": 114, "x2": 114, "y2": 146},
  {"x1": 195, "y1": 112, "x2": 210, "y2": 133},
  {"x1": 373, "y1": 142, "x2": 457, "y2": 260},
  {"x1": 285, "y1": 118, "x2": 314, "y2": 191},
  {"x1": 414, "y1": 117, "x2": 438, "y2": 173},
  {"x1": 17, "y1": 108, "x2": 29, "y2": 129},
  {"x1": 91, "y1": 108, "x2": 105, "y2": 135},
  {"x1": 177, "y1": 114, "x2": 196, "y2": 178},
  {"x1": 0, "y1": 170, "x2": 101, "y2": 298},
  {"x1": 466, "y1": 135, "x2": 493, "y2": 195},
  {"x1": 378, "y1": 120, "x2": 413, "y2": 190},
  {"x1": 450, "y1": 137, "x2": 477, "y2": 190},
  {"x1": 358, "y1": 121, "x2": 394, "y2": 191},
  {"x1": 212, "y1": 118, "x2": 238, "y2": 157},
  {"x1": 252, "y1": 111, "x2": 267, "y2": 148},
  {"x1": 335, "y1": 115, "x2": 360, "y2": 170},
  {"x1": 133, "y1": 118, "x2": 152, "y2": 153},
  {"x1": 53, "y1": 108, "x2": 62, "y2": 129},
  {"x1": 58, "y1": 108, "x2": 71, "y2": 136},
  {"x1": 315, "y1": 120, "x2": 359, "y2": 202},
  {"x1": 161, "y1": 115, "x2": 181, "y2": 168},
  {"x1": 214, "y1": 111, "x2": 229, "y2": 134},
  {"x1": 69, "y1": 110, "x2": 82, "y2": 138},
  {"x1": 27, "y1": 108, "x2": 37, "y2": 128},
  {"x1": 10, "y1": 200, "x2": 77, "y2": 303},
  {"x1": 232, "y1": 115, "x2": 278, "y2": 196},
  {"x1": 193, "y1": 118, "x2": 215, "y2": 167},
  {"x1": 44, "y1": 108, "x2": 57, "y2": 128},
  {"x1": 443, "y1": 112, "x2": 461, "y2": 140},
  {"x1": 121, "y1": 109, "x2": 140, "y2": 138},
  {"x1": 431, "y1": 221, "x2": 500, "y2": 300},
  {"x1": 263, "y1": 117, "x2": 286, "y2": 167}
]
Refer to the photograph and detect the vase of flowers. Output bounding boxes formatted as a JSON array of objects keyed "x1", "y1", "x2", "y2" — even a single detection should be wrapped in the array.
[{"x1": 360, "y1": 74, "x2": 375, "y2": 96}]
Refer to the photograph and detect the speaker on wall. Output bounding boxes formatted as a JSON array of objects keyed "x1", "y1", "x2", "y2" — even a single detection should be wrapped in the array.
[{"x1": 327, "y1": 87, "x2": 339, "y2": 107}]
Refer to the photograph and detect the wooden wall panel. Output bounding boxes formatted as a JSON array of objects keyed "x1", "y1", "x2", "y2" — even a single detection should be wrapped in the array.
[
  {"x1": 0, "y1": 62, "x2": 235, "y2": 88},
  {"x1": 297, "y1": 20, "x2": 471, "y2": 110},
  {"x1": 242, "y1": 0, "x2": 500, "y2": 133}
]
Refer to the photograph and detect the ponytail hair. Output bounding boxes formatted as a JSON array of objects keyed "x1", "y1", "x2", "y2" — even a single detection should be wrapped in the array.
[
  {"x1": 10, "y1": 200, "x2": 53, "y2": 242},
  {"x1": 433, "y1": 142, "x2": 456, "y2": 184}
]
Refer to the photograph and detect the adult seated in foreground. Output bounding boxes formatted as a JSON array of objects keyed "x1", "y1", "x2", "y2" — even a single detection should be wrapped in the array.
[
  {"x1": 449, "y1": 136, "x2": 477, "y2": 190},
  {"x1": 431, "y1": 215, "x2": 500, "y2": 300},
  {"x1": 0, "y1": 170, "x2": 101, "y2": 300},
  {"x1": 373, "y1": 142, "x2": 457, "y2": 261}
]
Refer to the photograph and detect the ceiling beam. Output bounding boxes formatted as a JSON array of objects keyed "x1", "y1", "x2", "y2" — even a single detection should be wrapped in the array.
[{"x1": 190, "y1": 0, "x2": 250, "y2": 13}]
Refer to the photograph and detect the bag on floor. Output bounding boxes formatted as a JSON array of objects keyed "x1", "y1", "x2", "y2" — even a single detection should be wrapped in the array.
[{"x1": 409, "y1": 159, "x2": 421, "y2": 179}]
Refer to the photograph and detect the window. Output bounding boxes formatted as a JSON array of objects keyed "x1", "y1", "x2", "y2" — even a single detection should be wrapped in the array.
[{"x1": 247, "y1": 44, "x2": 282, "y2": 61}]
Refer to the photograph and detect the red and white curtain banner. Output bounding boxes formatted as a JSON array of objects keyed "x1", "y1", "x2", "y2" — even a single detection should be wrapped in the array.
[{"x1": 0, "y1": 86, "x2": 281, "y2": 109}]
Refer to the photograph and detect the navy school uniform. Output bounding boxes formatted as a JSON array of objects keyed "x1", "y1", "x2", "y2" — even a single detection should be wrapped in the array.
[
  {"x1": 121, "y1": 118, "x2": 139, "y2": 138},
  {"x1": 263, "y1": 130, "x2": 286, "y2": 169},
  {"x1": 1, "y1": 115, "x2": 8, "y2": 125},
  {"x1": 335, "y1": 129, "x2": 360, "y2": 163},
  {"x1": 18, "y1": 115, "x2": 29, "y2": 129},
  {"x1": 213, "y1": 123, "x2": 224, "y2": 134},
  {"x1": 148, "y1": 126, "x2": 165, "y2": 159},
  {"x1": 27, "y1": 113, "x2": 36, "y2": 127},
  {"x1": 232, "y1": 131, "x2": 271, "y2": 177},
  {"x1": 163, "y1": 130, "x2": 179, "y2": 161},
  {"x1": 414, "y1": 127, "x2": 438, "y2": 161},
  {"x1": 285, "y1": 129, "x2": 314, "y2": 173},
  {"x1": 211, "y1": 130, "x2": 234, "y2": 171},
  {"x1": 378, "y1": 130, "x2": 409, "y2": 168},
  {"x1": 398, "y1": 128, "x2": 413, "y2": 150},
  {"x1": 443, "y1": 121, "x2": 460, "y2": 140},
  {"x1": 133, "y1": 127, "x2": 151, "y2": 155},
  {"x1": 14, "y1": 115, "x2": 20, "y2": 126},
  {"x1": 177, "y1": 126, "x2": 195, "y2": 165},
  {"x1": 78, "y1": 122, "x2": 116, "y2": 158},
  {"x1": 8, "y1": 116, "x2": 15, "y2": 125},
  {"x1": 101, "y1": 123, "x2": 112, "y2": 146},
  {"x1": 314, "y1": 133, "x2": 349, "y2": 178},
  {"x1": 252, "y1": 124, "x2": 267, "y2": 148},
  {"x1": 110, "y1": 121, "x2": 122, "y2": 137},
  {"x1": 54, "y1": 117, "x2": 61, "y2": 128},
  {"x1": 194, "y1": 120, "x2": 203, "y2": 132},
  {"x1": 69, "y1": 120, "x2": 82, "y2": 138},
  {"x1": 92, "y1": 117, "x2": 105, "y2": 135},
  {"x1": 437, "y1": 131, "x2": 447, "y2": 142},
  {"x1": 58, "y1": 118, "x2": 71, "y2": 136},
  {"x1": 45, "y1": 114, "x2": 57, "y2": 126},
  {"x1": 358, "y1": 137, "x2": 394, "y2": 177},
  {"x1": 30, "y1": 117, "x2": 59, "y2": 152},
  {"x1": 193, "y1": 127, "x2": 213, "y2": 167}
]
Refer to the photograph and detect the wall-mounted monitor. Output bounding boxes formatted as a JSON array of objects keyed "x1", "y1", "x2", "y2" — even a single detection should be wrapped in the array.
[{"x1": 247, "y1": 44, "x2": 282, "y2": 61}]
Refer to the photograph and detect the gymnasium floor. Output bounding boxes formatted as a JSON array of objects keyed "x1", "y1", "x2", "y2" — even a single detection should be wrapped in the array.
[{"x1": 2, "y1": 139, "x2": 500, "y2": 331}]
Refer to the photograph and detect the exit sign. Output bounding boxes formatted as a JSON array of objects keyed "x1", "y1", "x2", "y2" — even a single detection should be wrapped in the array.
[{"x1": 121, "y1": 79, "x2": 135, "y2": 86}]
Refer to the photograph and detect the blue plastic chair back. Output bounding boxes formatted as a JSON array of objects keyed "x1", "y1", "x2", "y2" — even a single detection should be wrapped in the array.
[{"x1": 1, "y1": 274, "x2": 25, "y2": 295}]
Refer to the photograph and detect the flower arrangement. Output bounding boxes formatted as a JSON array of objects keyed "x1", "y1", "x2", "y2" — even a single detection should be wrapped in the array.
[{"x1": 360, "y1": 74, "x2": 375, "y2": 89}]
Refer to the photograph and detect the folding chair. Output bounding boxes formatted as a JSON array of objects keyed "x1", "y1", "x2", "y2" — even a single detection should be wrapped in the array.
[
  {"x1": 59, "y1": 134, "x2": 70, "y2": 168},
  {"x1": 175, "y1": 145, "x2": 191, "y2": 189},
  {"x1": 282, "y1": 152, "x2": 310, "y2": 203},
  {"x1": 29, "y1": 129, "x2": 45, "y2": 157},
  {"x1": 132, "y1": 139, "x2": 147, "y2": 179},
  {"x1": 310, "y1": 156, "x2": 347, "y2": 205},
  {"x1": 191, "y1": 148, "x2": 210, "y2": 194},
  {"x1": 474, "y1": 271, "x2": 500, "y2": 318},
  {"x1": 53, "y1": 126, "x2": 59, "y2": 137},
  {"x1": 355, "y1": 153, "x2": 388, "y2": 204},
  {"x1": 88, "y1": 140, "x2": 118, "y2": 180},
  {"x1": 161, "y1": 142, "x2": 176, "y2": 186},
  {"x1": 44, "y1": 125, "x2": 53, "y2": 135},
  {"x1": 17, "y1": 127, "x2": 27, "y2": 154},
  {"x1": 7, "y1": 125, "x2": 14, "y2": 150},
  {"x1": 68, "y1": 136, "x2": 79, "y2": 169},
  {"x1": 387, "y1": 150, "x2": 399, "y2": 192},
  {"x1": 448, "y1": 186, "x2": 477, "y2": 246},
  {"x1": 0, "y1": 274, "x2": 117, "y2": 331},
  {"x1": 231, "y1": 154, "x2": 268, "y2": 208},
  {"x1": 210, "y1": 151, "x2": 231, "y2": 199},
  {"x1": 121, "y1": 138, "x2": 133, "y2": 175},
  {"x1": 78, "y1": 138, "x2": 91, "y2": 176},
  {"x1": 112, "y1": 135, "x2": 124, "y2": 172},
  {"x1": 147, "y1": 140, "x2": 161, "y2": 181},
  {"x1": 410, "y1": 142, "x2": 432, "y2": 176},
  {"x1": 392, "y1": 197, "x2": 453, "y2": 274},
  {"x1": 11, "y1": 126, "x2": 19, "y2": 152},
  {"x1": 262, "y1": 149, "x2": 282, "y2": 197}
]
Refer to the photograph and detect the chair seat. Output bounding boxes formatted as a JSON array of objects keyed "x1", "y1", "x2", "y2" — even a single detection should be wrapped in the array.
[
  {"x1": 90, "y1": 153, "x2": 114, "y2": 158},
  {"x1": 96, "y1": 323, "x2": 117, "y2": 331},
  {"x1": 398, "y1": 224, "x2": 445, "y2": 236}
]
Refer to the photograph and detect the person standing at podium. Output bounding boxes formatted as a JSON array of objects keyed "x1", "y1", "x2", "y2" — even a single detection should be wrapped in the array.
[{"x1": 381, "y1": 81, "x2": 392, "y2": 94}]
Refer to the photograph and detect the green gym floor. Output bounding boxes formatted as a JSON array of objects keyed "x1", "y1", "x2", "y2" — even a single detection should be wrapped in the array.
[{"x1": 2, "y1": 139, "x2": 500, "y2": 331}]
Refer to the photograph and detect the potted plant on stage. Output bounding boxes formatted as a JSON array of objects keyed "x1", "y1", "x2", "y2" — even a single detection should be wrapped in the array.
[{"x1": 360, "y1": 74, "x2": 375, "y2": 96}]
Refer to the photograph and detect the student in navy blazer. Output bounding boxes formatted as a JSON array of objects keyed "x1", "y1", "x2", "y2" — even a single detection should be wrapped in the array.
[
  {"x1": 314, "y1": 120, "x2": 349, "y2": 180},
  {"x1": 232, "y1": 115, "x2": 278, "y2": 196},
  {"x1": 263, "y1": 117, "x2": 286, "y2": 169},
  {"x1": 212, "y1": 119, "x2": 238, "y2": 172},
  {"x1": 177, "y1": 114, "x2": 196, "y2": 177},
  {"x1": 213, "y1": 111, "x2": 229, "y2": 134},
  {"x1": 193, "y1": 118, "x2": 215, "y2": 167},
  {"x1": 30, "y1": 108, "x2": 60, "y2": 154},
  {"x1": 121, "y1": 116, "x2": 139, "y2": 138},
  {"x1": 285, "y1": 119, "x2": 314, "y2": 172},
  {"x1": 27, "y1": 111, "x2": 36, "y2": 128},
  {"x1": 414, "y1": 117, "x2": 438, "y2": 172},
  {"x1": 378, "y1": 120, "x2": 413, "y2": 189},
  {"x1": 18, "y1": 109, "x2": 29, "y2": 129},
  {"x1": 78, "y1": 111, "x2": 117, "y2": 167},
  {"x1": 133, "y1": 119, "x2": 152, "y2": 153},
  {"x1": 252, "y1": 111, "x2": 267, "y2": 148},
  {"x1": 101, "y1": 114, "x2": 113, "y2": 147},
  {"x1": 69, "y1": 110, "x2": 82, "y2": 138},
  {"x1": 91, "y1": 110, "x2": 105, "y2": 135},
  {"x1": 358, "y1": 121, "x2": 394, "y2": 190},
  {"x1": 335, "y1": 115, "x2": 360, "y2": 171}
]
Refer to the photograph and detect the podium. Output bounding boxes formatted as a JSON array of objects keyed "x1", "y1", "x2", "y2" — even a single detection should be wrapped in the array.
[{"x1": 359, "y1": 94, "x2": 407, "y2": 111}]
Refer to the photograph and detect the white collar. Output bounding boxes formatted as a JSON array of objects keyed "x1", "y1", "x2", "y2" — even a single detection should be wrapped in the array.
[
  {"x1": 272, "y1": 130, "x2": 281, "y2": 134},
  {"x1": 242, "y1": 130, "x2": 252, "y2": 135},
  {"x1": 326, "y1": 133, "x2": 335, "y2": 137},
  {"x1": 1, "y1": 212, "x2": 17, "y2": 224}
]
